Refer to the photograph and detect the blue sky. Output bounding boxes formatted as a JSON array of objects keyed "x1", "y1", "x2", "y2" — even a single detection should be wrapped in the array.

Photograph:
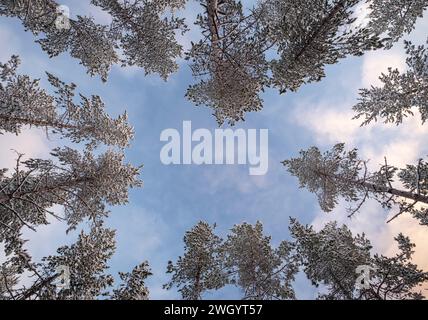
[{"x1": 1, "y1": 2, "x2": 428, "y2": 300}]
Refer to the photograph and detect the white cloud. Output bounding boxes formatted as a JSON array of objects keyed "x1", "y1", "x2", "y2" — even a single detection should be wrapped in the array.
[
  {"x1": 361, "y1": 50, "x2": 407, "y2": 87},
  {"x1": 296, "y1": 104, "x2": 428, "y2": 167},
  {"x1": 293, "y1": 102, "x2": 366, "y2": 145},
  {"x1": 0, "y1": 130, "x2": 51, "y2": 169}
]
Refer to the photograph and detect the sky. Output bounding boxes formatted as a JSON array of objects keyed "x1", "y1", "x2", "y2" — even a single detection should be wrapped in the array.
[{"x1": 0, "y1": 1, "x2": 428, "y2": 300}]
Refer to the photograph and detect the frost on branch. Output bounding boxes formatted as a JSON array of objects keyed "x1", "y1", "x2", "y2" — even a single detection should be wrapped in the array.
[
  {"x1": 186, "y1": 0, "x2": 269, "y2": 125},
  {"x1": 291, "y1": 220, "x2": 428, "y2": 300},
  {"x1": 1, "y1": 1, "x2": 427, "y2": 124},
  {"x1": 0, "y1": 147, "x2": 142, "y2": 252},
  {"x1": 0, "y1": 0, "x2": 187, "y2": 81},
  {"x1": 262, "y1": 0, "x2": 383, "y2": 93},
  {"x1": 164, "y1": 221, "x2": 227, "y2": 300},
  {"x1": 223, "y1": 222, "x2": 297, "y2": 300},
  {"x1": 283, "y1": 144, "x2": 364, "y2": 212},
  {"x1": 368, "y1": 0, "x2": 428, "y2": 49},
  {"x1": 354, "y1": 39, "x2": 428, "y2": 125},
  {"x1": 91, "y1": 0, "x2": 188, "y2": 80},
  {"x1": 166, "y1": 221, "x2": 298, "y2": 300},
  {"x1": 169, "y1": 220, "x2": 428, "y2": 300},
  {"x1": 0, "y1": 221, "x2": 152, "y2": 300},
  {"x1": 0, "y1": 56, "x2": 134, "y2": 148},
  {"x1": 187, "y1": 0, "x2": 426, "y2": 124},
  {"x1": 112, "y1": 262, "x2": 152, "y2": 300},
  {"x1": 0, "y1": 0, "x2": 118, "y2": 81},
  {"x1": 37, "y1": 222, "x2": 116, "y2": 300},
  {"x1": 283, "y1": 143, "x2": 428, "y2": 225},
  {"x1": 290, "y1": 219, "x2": 371, "y2": 300}
]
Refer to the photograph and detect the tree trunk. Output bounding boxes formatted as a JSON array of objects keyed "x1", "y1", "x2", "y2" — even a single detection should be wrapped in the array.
[
  {"x1": 18, "y1": 273, "x2": 60, "y2": 300},
  {"x1": 362, "y1": 181, "x2": 428, "y2": 204},
  {"x1": 320, "y1": 169, "x2": 428, "y2": 205},
  {"x1": 0, "y1": 114, "x2": 78, "y2": 131},
  {"x1": 290, "y1": 0, "x2": 348, "y2": 63},
  {"x1": 206, "y1": 0, "x2": 222, "y2": 64},
  {"x1": 0, "y1": 177, "x2": 92, "y2": 204}
]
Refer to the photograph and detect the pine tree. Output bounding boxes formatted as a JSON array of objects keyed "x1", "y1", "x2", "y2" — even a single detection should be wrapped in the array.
[
  {"x1": 91, "y1": 0, "x2": 188, "y2": 80},
  {"x1": 223, "y1": 222, "x2": 297, "y2": 300},
  {"x1": 0, "y1": 55, "x2": 141, "y2": 244},
  {"x1": 0, "y1": 262, "x2": 18, "y2": 300},
  {"x1": 34, "y1": 222, "x2": 116, "y2": 300},
  {"x1": 170, "y1": 220, "x2": 428, "y2": 300},
  {"x1": 290, "y1": 219, "x2": 428, "y2": 300},
  {"x1": 0, "y1": 55, "x2": 144, "y2": 300},
  {"x1": 0, "y1": 221, "x2": 152, "y2": 300},
  {"x1": 0, "y1": 148, "x2": 143, "y2": 297},
  {"x1": 2, "y1": 1, "x2": 428, "y2": 301},
  {"x1": 368, "y1": 0, "x2": 428, "y2": 49},
  {"x1": 0, "y1": 147, "x2": 141, "y2": 251},
  {"x1": 187, "y1": 0, "x2": 428, "y2": 124},
  {"x1": 2, "y1": 1, "x2": 426, "y2": 124},
  {"x1": 0, "y1": 55, "x2": 134, "y2": 148},
  {"x1": 112, "y1": 262, "x2": 152, "y2": 300},
  {"x1": 263, "y1": 0, "x2": 383, "y2": 93},
  {"x1": 167, "y1": 221, "x2": 297, "y2": 300},
  {"x1": 367, "y1": 233, "x2": 428, "y2": 300},
  {"x1": 186, "y1": 0, "x2": 270, "y2": 125},
  {"x1": 0, "y1": 0, "x2": 186, "y2": 81},
  {"x1": 354, "y1": 39, "x2": 428, "y2": 125},
  {"x1": 290, "y1": 219, "x2": 372, "y2": 299},
  {"x1": 0, "y1": 0, "x2": 117, "y2": 82},
  {"x1": 164, "y1": 221, "x2": 227, "y2": 300},
  {"x1": 283, "y1": 143, "x2": 428, "y2": 225}
]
